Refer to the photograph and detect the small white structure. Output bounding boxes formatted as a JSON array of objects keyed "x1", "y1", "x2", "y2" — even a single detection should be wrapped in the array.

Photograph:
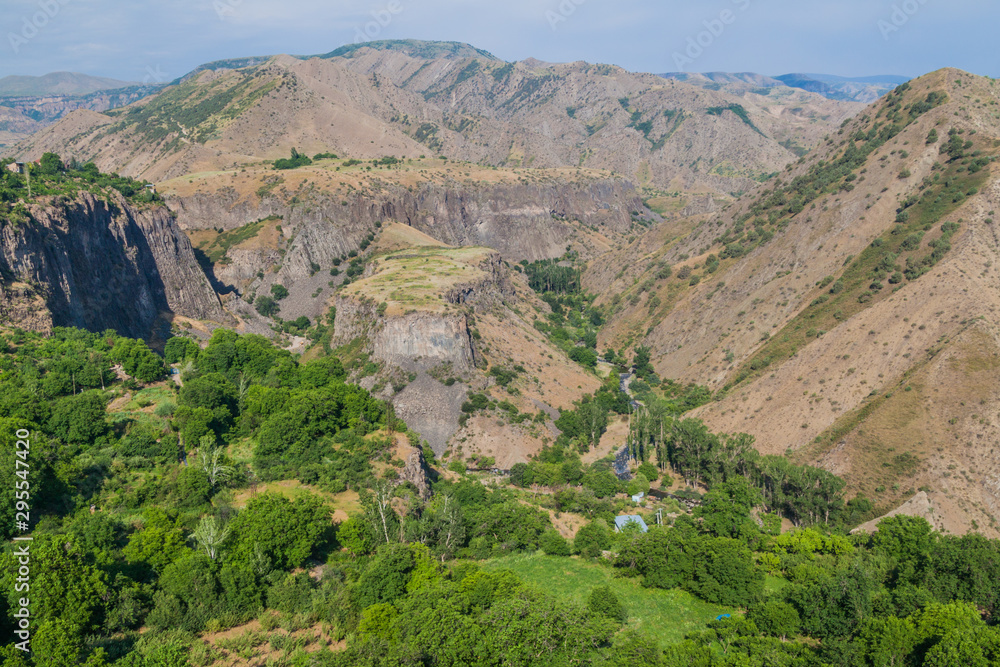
[
  {"x1": 631, "y1": 491, "x2": 645, "y2": 505},
  {"x1": 614, "y1": 515, "x2": 648, "y2": 533}
]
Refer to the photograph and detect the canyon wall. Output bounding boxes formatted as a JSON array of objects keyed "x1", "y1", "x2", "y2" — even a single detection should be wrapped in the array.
[{"x1": 0, "y1": 192, "x2": 226, "y2": 339}]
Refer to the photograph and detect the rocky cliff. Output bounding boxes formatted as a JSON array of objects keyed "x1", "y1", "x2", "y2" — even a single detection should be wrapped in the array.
[
  {"x1": 168, "y1": 178, "x2": 641, "y2": 263},
  {"x1": 0, "y1": 192, "x2": 226, "y2": 339},
  {"x1": 333, "y1": 295, "x2": 477, "y2": 373},
  {"x1": 168, "y1": 177, "x2": 638, "y2": 323}
]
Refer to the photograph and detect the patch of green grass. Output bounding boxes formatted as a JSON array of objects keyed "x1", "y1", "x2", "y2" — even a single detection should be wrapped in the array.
[
  {"x1": 481, "y1": 552, "x2": 734, "y2": 647},
  {"x1": 201, "y1": 216, "x2": 281, "y2": 263},
  {"x1": 764, "y1": 575, "x2": 788, "y2": 595}
]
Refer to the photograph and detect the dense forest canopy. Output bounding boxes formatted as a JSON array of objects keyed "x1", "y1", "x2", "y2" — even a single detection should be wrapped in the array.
[{"x1": 0, "y1": 326, "x2": 997, "y2": 666}]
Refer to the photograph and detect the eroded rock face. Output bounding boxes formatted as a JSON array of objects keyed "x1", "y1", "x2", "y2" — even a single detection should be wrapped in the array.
[
  {"x1": 0, "y1": 282, "x2": 52, "y2": 334},
  {"x1": 397, "y1": 442, "x2": 433, "y2": 499},
  {"x1": 333, "y1": 249, "x2": 518, "y2": 451},
  {"x1": 333, "y1": 297, "x2": 478, "y2": 374},
  {"x1": 376, "y1": 313, "x2": 478, "y2": 373},
  {"x1": 332, "y1": 251, "x2": 513, "y2": 375},
  {"x1": 168, "y1": 179, "x2": 642, "y2": 264},
  {"x1": 0, "y1": 192, "x2": 226, "y2": 339}
]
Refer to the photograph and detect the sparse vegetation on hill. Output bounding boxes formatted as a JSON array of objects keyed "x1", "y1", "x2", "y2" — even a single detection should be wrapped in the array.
[
  {"x1": 727, "y1": 124, "x2": 995, "y2": 391},
  {"x1": 272, "y1": 148, "x2": 313, "y2": 170}
]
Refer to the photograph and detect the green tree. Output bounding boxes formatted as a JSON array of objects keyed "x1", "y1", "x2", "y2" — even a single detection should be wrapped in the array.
[
  {"x1": 255, "y1": 295, "x2": 279, "y2": 317},
  {"x1": 855, "y1": 616, "x2": 917, "y2": 667},
  {"x1": 923, "y1": 626, "x2": 1000, "y2": 667},
  {"x1": 163, "y1": 337, "x2": 200, "y2": 364},
  {"x1": 748, "y1": 599, "x2": 801, "y2": 641},
  {"x1": 637, "y1": 462, "x2": 659, "y2": 482},
  {"x1": 47, "y1": 391, "x2": 109, "y2": 446},
  {"x1": 870, "y1": 514, "x2": 933, "y2": 583},
  {"x1": 1, "y1": 535, "x2": 108, "y2": 633},
  {"x1": 694, "y1": 476, "x2": 764, "y2": 543},
  {"x1": 582, "y1": 467, "x2": 619, "y2": 499},
  {"x1": 569, "y1": 346, "x2": 598, "y2": 369},
  {"x1": 0, "y1": 421, "x2": 53, "y2": 541},
  {"x1": 176, "y1": 466, "x2": 212, "y2": 507},
  {"x1": 32, "y1": 619, "x2": 108, "y2": 667},
  {"x1": 353, "y1": 543, "x2": 415, "y2": 609},
  {"x1": 468, "y1": 501, "x2": 551, "y2": 554},
  {"x1": 228, "y1": 493, "x2": 331, "y2": 571},
  {"x1": 574, "y1": 520, "x2": 612, "y2": 558},
  {"x1": 38, "y1": 152, "x2": 64, "y2": 175},
  {"x1": 123, "y1": 508, "x2": 189, "y2": 574},
  {"x1": 626, "y1": 473, "x2": 651, "y2": 497}
]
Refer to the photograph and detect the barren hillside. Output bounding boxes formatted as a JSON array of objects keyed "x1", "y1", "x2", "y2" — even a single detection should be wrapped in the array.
[
  {"x1": 6, "y1": 40, "x2": 858, "y2": 194},
  {"x1": 589, "y1": 68, "x2": 1000, "y2": 534}
]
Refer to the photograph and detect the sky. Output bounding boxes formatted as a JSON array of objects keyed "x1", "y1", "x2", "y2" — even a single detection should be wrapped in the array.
[{"x1": 0, "y1": 0, "x2": 997, "y2": 83}]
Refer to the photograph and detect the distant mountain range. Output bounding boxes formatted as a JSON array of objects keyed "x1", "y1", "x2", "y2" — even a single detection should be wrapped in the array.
[
  {"x1": 0, "y1": 72, "x2": 137, "y2": 98},
  {"x1": 661, "y1": 71, "x2": 910, "y2": 103},
  {"x1": 7, "y1": 40, "x2": 863, "y2": 194}
]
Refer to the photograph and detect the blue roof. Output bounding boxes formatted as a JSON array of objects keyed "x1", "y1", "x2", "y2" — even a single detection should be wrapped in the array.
[{"x1": 614, "y1": 515, "x2": 648, "y2": 533}]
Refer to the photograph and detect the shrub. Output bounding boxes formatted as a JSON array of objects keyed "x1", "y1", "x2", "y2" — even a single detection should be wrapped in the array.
[
  {"x1": 637, "y1": 462, "x2": 659, "y2": 483},
  {"x1": 255, "y1": 296, "x2": 278, "y2": 317},
  {"x1": 587, "y1": 586, "x2": 627, "y2": 622},
  {"x1": 574, "y1": 520, "x2": 612, "y2": 558},
  {"x1": 540, "y1": 530, "x2": 571, "y2": 557}
]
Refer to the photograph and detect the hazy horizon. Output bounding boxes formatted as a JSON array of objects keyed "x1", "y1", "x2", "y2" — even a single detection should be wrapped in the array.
[{"x1": 1, "y1": 0, "x2": 996, "y2": 84}]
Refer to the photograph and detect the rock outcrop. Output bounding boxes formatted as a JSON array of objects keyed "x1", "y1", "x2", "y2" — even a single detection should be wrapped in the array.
[
  {"x1": 332, "y1": 250, "x2": 514, "y2": 373},
  {"x1": 168, "y1": 179, "x2": 642, "y2": 264},
  {"x1": 0, "y1": 192, "x2": 226, "y2": 339},
  {"x1": 397, "y1": 443, "x2": 433, "y2": 499},
  {"x1": 0, "y1": 282, "x2": 52, "y2": 334},
  {"x1": 392, "y1": 375, "x2": 468, "y2": 455},
  {"x1": 333, "y1": 297, "x2": 479, "y2": 374}
]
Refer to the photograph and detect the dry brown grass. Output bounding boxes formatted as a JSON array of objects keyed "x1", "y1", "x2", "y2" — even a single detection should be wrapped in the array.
[{"x1": 342, "y1": 244, "x2": 493, "y2": 315}]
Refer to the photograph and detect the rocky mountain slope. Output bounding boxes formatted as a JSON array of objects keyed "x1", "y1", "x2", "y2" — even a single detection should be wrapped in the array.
[
  {"x1": 0, "y1": 84, "x2": 162, "y2": 151},
  {"x1": 0, "y1": 192, "x2": 227, "y2": 340},
  {"x1": 588, "y1": 68, "x2": 1000, "y2": 534},
  {"x1": 164, "y1": 159, "x2": 644, "y2": 323},
  {"x1": 5, "y1": 49, "x2": 997, "y2": 535},
  {"x1": 329, "y1": 224, "x2": 599, "y2": 463},
  {"x1": 6, "y1": 40, "x2": 858, "y2": 194}
]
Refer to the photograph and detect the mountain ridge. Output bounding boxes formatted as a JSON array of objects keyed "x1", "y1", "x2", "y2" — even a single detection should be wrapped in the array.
[{"x1": 0, "y1": 71, "x2": 136, "y2": 97}]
